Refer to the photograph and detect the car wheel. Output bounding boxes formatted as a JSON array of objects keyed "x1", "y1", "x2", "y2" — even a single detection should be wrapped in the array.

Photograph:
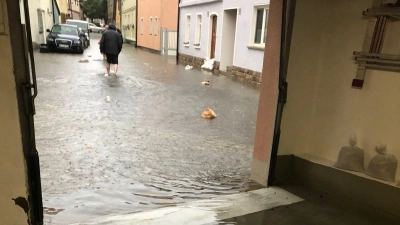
[
  {"x1": 78, "y1": 47, "x2": 84, "y2": 54},
  {"x1": 98, "y1": 30, "x2": 102, "y2": 33}
]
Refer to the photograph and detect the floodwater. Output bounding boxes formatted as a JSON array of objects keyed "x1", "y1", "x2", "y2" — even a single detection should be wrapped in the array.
[{"x1": 34, "y1": 33, "x2": 260, "y2": 224}]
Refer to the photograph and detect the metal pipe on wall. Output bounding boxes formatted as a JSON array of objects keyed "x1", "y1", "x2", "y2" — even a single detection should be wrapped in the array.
[
  {"x1": 135, "y1": 0, "x2": 138, "y2": 48},
  {"x1": 176, "y1": 0, "x2": 181, "y2": 64}
]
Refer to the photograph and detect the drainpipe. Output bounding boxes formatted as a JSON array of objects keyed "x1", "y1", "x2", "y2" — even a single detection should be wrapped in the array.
[
  {"x1": 135, "y1": 0, "x2": 138, "y2": 48},
  {"x1": 176, "y1": 0, "x2": 181, "y2": 64}
]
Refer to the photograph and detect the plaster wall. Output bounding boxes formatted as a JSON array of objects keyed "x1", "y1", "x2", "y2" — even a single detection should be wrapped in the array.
[
  {"x1": 27, "y1": 0, "x2": 54, "y2": 47},
  {"x1": 279, "y1": 0, "x2": 400, "y2": 184},
  {"x1": 0, "y1": 1, "x2": 30, "y2": 223},
  {"x1": 137, "y1": 0, "x2": 162, "y2": 51},
  {"x1": 161, "y1": 0, "x2": 178, "y2": 30},
  {"x1": 178, "y1": 0, "x2": 268, "y2": 72},
  {"x1": 138, "y1": 0, "x2": 178, "y2": 51},
  {"x1": 178, "y1": 1, "x2": 223, "y2": 60},
  {"x1": 222, "y1": 0, "x2": 269, "y2": 72},
  {"x1": 57, "y1": 0, "x2": 68, "y2": 15},
  {"x1": 121, "y1": 0, "x2": 136, "y2": 41},
  {"x1": 219, "y1": 9, "x2": 236, "y2": 71}
]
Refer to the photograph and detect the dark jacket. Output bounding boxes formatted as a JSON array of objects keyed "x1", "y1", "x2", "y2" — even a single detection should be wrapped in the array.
[
  {"x1": 116, "y1": 29, "x2": 123, "y2": 42},
  {"x1": 100, "y1": 24, "x2": 122, "y2": 55}
]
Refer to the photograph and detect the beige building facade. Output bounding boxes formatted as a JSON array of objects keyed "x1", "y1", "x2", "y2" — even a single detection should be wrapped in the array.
[{"x1": 121, "y1": 0, "x2": 136, "y2": 43}]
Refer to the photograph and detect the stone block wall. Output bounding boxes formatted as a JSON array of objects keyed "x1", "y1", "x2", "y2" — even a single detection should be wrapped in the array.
[
  {"x1": 178, "y1": 53, "x2": 220, "y2": 71},
  {"x1": 178, "y1": 53, "x2": 261, "y2": 87},
  {"x1": 229, "y1": 66, "x2": 262, "y2": 87}
]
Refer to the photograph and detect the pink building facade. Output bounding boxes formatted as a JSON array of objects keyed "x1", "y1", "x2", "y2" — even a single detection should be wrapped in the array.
[{"x1": 137, "y1": 0, "x2": 179, "y2": 52}]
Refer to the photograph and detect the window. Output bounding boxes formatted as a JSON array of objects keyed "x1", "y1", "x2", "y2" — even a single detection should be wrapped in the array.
[
  {"x1": 154, "y1": 17, "x2": 158, "y2": 36},
  {"x1": 195, "y1": 14, "x2": 202, "y2": 46},
  {"x1": 150, "y1": 17, "x2": 153, "y2": 35},
  {"x1": 252, "y1": 5, "x2": 269, "y2": 46},
  {"x1": 140, "y1": 17, "x2": 144, "y2": 35},
  {"x1": 37, "y1": 9, "x2": 44, "y2": 33},
  {"x1": 0, "y1": 0, "x2": 4, "y2": 34},
  {"x1": 184, "y1": 14, "x2": 191, "y2": 45}
]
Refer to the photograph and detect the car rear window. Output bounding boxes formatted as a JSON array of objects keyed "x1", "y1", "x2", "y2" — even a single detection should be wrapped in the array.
[{"x1": 67, "y1": 21, "x2": 88, "y2": 31}]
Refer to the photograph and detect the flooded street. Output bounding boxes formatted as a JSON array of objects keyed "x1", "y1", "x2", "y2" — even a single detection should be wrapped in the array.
[{"x1": 34, "y1": 33, "x2": 260, "y2": 224}]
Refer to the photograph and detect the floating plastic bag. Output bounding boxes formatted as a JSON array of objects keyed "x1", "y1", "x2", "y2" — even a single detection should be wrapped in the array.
[
  {"x1": 201, "y1": 58, "x2": 215, "y2": 70},
  {"x1": 333, "y1": 134, "x2": 365, "y2": 172},
  {"x1": 365, "y1": 143, "x2": 398, "y2": 182}
]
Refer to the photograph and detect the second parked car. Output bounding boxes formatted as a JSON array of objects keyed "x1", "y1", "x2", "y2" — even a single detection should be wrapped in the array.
[{"x1": 89, "y1": 23, "x2": 105, "y2": 33}]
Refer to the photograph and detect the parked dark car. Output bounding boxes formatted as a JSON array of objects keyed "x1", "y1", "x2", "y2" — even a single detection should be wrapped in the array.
[{"x1": 46, "y1": 24, "x2": 86, "y2": 54}]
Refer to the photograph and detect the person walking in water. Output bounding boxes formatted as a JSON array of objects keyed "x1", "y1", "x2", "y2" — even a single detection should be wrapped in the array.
[
  {"x1": 100, "y1": 24, "x2": 123, "y2": 77},
  {"x1": 98, "y1": 24, "x2": 109, "y2": 61}
]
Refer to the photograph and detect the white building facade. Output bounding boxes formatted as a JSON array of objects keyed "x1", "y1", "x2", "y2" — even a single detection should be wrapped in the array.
[
  {"x1": 178, "y1": 0, "x2": 270, "y2": 86},
  {"x1": 121, "y1": 0, "x2": 136, "y2": 44},
  {"x1": 26, "y1": 0, "x2": 59, "y2": 48}
]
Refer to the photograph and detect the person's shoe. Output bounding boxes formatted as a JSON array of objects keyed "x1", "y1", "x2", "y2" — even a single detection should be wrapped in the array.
[{"x1": 104, "y1": 73, "x2": 109, "y2": 77}]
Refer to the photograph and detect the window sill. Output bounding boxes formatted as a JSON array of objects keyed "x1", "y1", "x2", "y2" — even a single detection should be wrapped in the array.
[
  {"x1": 184, "y1": 44, "x2": 190, "y2": 48},
  {"x1": 194, "y1": 43, "x2": 200, "y2": 49},
  {"x1": 247, "y1": 45, "x2": 265, "y2": 51}
]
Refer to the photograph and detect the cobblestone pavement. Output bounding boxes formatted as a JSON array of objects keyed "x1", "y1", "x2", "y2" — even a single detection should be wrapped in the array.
[{"x1": 34, "y1": 33, "x2": 260, "y2": 224}]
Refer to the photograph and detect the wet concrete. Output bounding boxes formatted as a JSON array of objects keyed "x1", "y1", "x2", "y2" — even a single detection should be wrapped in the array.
[
  {"x1": 222, "y1": 185, "x2": 400, "y2": 225},
  {"x1": 34, "y1": 33, "x2": 260, "y2": 224},
  {"x1": 71, "y1": 187, "x2": 303, "y2": 225}
]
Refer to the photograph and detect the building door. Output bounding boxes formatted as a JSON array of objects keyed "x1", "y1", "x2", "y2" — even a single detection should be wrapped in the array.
[
  {"x1": 220, "y1": 9, "x2": 237, "y2": 71},
  {"x1": 210, "y1": 15, "x2": 217, "y2": 59}
]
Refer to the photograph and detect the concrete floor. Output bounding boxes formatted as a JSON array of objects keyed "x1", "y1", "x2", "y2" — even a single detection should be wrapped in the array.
[
  {"x1": 71, "y1": 187, "x2": 303, "y2": 224},
  {"x1": 34, "y1": 33, "x2": 260, "y2": 224},
  {"x1": 68, "y1": 184, "x2": 400, "y2": 225},
  {"x1": 223, "y1": 185, "x2": 400, "y2": 225}
]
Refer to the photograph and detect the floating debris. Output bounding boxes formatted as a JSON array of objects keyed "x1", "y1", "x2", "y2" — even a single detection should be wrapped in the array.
[
  {"x1": 185, "y1": 65, "x2": 193, "y2": 70},
  {"x1": 202, "y1": 81, "x2": 210, "y2": 85},
  {"x1": 106, "y1": 96, "x2": 111, "y2": 102},
  {"x1": 43, "y1": 207, "x2": 65, "y2": 215},
  {"x1": 201, "y1": 108, "x2": 217, "y2": 119},
  {"x1": 79, "y1": 59, "x2": 89, "y2": 63}
]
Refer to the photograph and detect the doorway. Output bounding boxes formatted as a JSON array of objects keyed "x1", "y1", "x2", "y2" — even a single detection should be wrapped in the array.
[
  {"x1": 210, "y1": 15, "x2": 218, "y2": 59},
  {"x1": 220, "y1": 9, "x2": 237, "y2": 72}
]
